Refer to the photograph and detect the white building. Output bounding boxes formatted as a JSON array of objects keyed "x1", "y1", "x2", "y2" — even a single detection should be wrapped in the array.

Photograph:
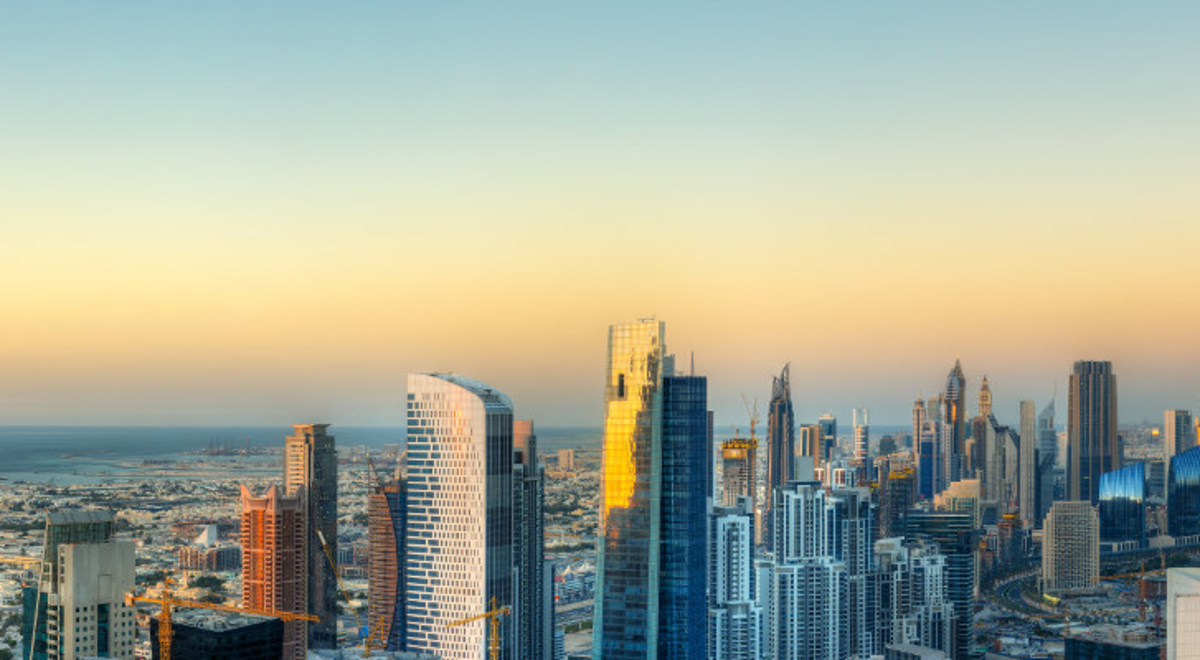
[
  {"x1": 708, "y1": 499, "x2": 761, "y2": 660},
  {"x1": 873, "y1": 538, "x2": 954, "y2": 655},
  {"x1": 1041, "y1": 501, "x2": 1099, "y2": 595},
  {"x1": 1167, "y1": 567, "x2": 1200, "y2": 660},
  {"x1": 404, "y1": 373, "x2": 514, "y2": 660}
]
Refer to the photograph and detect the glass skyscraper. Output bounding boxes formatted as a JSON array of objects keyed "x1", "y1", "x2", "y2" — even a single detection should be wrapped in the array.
[
  {"x1": 764, "y1": 364, "x2": 796, "y2": 549},
  {"x1": 405, "y1": 373, "x2": 513, "y2": 660},
  {"x1": 1068, "y1": 360, "x2": 1119, "y2": 504},
  {"x1": 593, "y1": 320, "x2": 708, "y2": 660},
  {"x1": 1098, "y1": 462, "x2": 1146, "y2": 546},
  {"x1": 1168, "y1": 445, "x2": 1200, "y2": 539},
  {"x1": 658, "y1": 375, "x2": 709, "y2": 660},
  {"x1": 905, "y1": 511, "x2": 975, "y2": 660}
]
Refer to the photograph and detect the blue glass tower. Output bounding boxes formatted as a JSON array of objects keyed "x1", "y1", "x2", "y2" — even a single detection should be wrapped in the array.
[
  {"x1": 1168, "y1": 445, "x2": 1200, "y2": 538},
  {"x1": 1098, "y1": 462, "x2": 1146, "y2": 546},
  {"x1": 658, "y1": 375, "x2": 709, "y2": 660}
]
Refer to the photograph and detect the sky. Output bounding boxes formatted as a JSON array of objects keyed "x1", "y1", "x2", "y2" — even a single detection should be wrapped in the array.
[{"x1": 1, "y1": 3, "x2": 1199, "y2": 428}]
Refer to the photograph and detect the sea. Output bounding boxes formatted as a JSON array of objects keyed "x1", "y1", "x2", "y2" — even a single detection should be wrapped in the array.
[{"x1": 0, "y1": 425, "x2": 605, "y2": 486}]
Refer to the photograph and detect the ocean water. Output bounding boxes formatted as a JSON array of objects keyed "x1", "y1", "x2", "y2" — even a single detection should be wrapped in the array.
[{"x1": 0, "y1": 425, "x2": 603, "y2": 485}]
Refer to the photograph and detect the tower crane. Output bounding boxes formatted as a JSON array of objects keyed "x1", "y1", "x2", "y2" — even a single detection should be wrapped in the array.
[
  {"x1": 316, "y1": 529, "x2": 389, "y2": 656},
  {"x1": 446, "y1": 596, "x2": 510, "y2": 660},
  {"x1": 741, "y1": 395, "x2": 760, "y2": 442},
  {"x1": 127, "y1": 578, "x2": 317, "y2": 660}
]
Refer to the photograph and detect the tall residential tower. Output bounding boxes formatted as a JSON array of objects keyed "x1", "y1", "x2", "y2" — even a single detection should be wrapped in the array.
[{"x1": 283, "y1": 424, "x2": 338, "y2": 650}]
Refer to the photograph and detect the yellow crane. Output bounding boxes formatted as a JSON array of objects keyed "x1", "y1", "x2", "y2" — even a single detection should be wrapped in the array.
[
  {"x1": 127, "y1": 579, "x2": 317, "y2": 660},
  {"x1": 446, "y1": 597, "x2": 510, "y2": 660}
]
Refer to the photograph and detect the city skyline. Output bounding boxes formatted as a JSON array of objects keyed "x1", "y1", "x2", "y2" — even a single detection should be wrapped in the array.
[{"x1": 4, "y1": 3, "x2": 1200, "y2": 428}]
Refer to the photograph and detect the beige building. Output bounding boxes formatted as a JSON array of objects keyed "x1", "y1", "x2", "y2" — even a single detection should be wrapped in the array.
[
  {"x1": 1167, "y1": 567, "x2": 1200, "y2": 660},
  {"x1": 1041, "y1": 501, "x2": 1099, "y2": 595}
]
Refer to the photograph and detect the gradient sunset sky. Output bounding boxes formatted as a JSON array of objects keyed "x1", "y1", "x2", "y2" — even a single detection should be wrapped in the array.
[{"x1": 2, "y1": 3, "x2": 1198, "y2": 428}]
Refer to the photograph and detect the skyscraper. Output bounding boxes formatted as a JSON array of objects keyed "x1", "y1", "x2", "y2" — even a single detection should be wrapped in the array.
[
  {"x1": 658, "y1": 374, "x2": 710, "y2": 660},
  {"x1": 21, "y1": 511, "x2": 136, "y2": 660},
  {"x1": 917, "y1": 419, "x2": 940, "y2": 501},
  {"x1": 873, "y1": 538, "x2": 954, "y2": 656},
  {"x1": 594, "y1": 320, "x2": 707, "y2": 660},
  {"x1": 1167, "y1": 445, "x2": 1200, "y2": 539},
  {"x1": 406, "y1": 373, "x2": 514, "y2": 660},
  {"x1": 283, "y1": 423, "x2": 338, "y2": 650},
  {"x1": 1166, "y1": 410, "x2": 1196, "y2": 469},
  {"x1": 942, "y1": 360, "x2": 967, "y2": 489},
  {"x1": 241, "y1": 484, "x2": 307, "y2": 660},
  {"x1": 905, "y1": 511, "x2": 975, "y2": 660},
  {"x1": 1098, "y1": 462, "x2": 1146, "y2": 548},
  {"x1": 1041, "y1": 501, "x2": 1100, "y2": 595},
  {"x1": 708, "y1": 499, "x2": 762, "y2": 660},
  {"x1": 854, "y1": 407, "x2": 870, "y2": 463},
  {"x1": 1019, "y1": 400, "x2": 1037, "y2": 528},
  {"x1": 513, "y1": 419, "x2": 551, "y2": 660},
  {"x1": 722, "y1": 437, "x2": 757, "y2": 508},
  {"x1": 769, "y1": 480, "x2": 847, "y2": 660},
  {"x1": 913, "y1": 396, "x2": 926, "y2": 455},
  {"x1": 368, "y1": 469, "x2": 406, "y2": 651},
  {"x1": 978, "y1": 377, "x2": 992, "y2": 417},
  {"x1": 1068, "y1": 361, "x2": 1119, "y2": 503},
  {"x1": 1038, "y1": 399, "x2": 1058, "y2": 526},
  {"x1": 763, "y1": 364, "x2": 796, "y2": 550},
  {"x1": 831, "y1": 487, "x2": 876, "y2": 659},
  {"x1": 799, "y1": 424, "x2": 822, "y2": 468},
  {"x1": 880, "y1": 467, "x2": 917, "y2": 539},
  {"x1": 819, "y1": 413, "x2": 838, "y2": 465}
]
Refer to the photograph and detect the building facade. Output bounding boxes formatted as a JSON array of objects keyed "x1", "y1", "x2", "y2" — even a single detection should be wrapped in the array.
[
  {"x1": 1068, "y1": 361, "x2": 1119, "y2": 504},
  {"x1": 151, "y1": 610, "x2": 284, "y2": 660},
  {"x1": 1098, "y1": 462, "x2": 1146, "y2": 547},
  {"x1": 1166, "y1": 567, "x2": 1200, "y2": 660},
  {"x1": 513, "y1": 420, "x2": 551, "y2": 660},
  {"x1": 240, "y1": 485, "x2": 307, "y2": 660},
  {"x1": 1168, "y1": 445, "x2": 1200, "y2": 539},
  {"x1": 405, "y1": 373, "x2": 514, "y2": 660},
  {"x1": 905, "y1": 511, "x2": 974, "y2": 660},
  {"x1": 763, "y1": 364, "x2": 796, "y2": 550},
  {"x1": 368, "y1": 476, "x2": 406, "y2": 651},
  {"x1": 1042, "y1": 501, "x2": 1100, "y2": 595},
  {"x1": 708, "y1": 500, "x2": 761, "y2": 660},
  {"x1": 873, "y1": 539, "x2": 954, "y2": 656},
  {"x1": 1019, "y1": 400, "x2": 1038, "y2": 529},
  {"x1": 283, "y1": 423, "x2": 338, "y2": 650},
  {"x1": 721, "y1": 438, "x2": 757, "y2": 508}
]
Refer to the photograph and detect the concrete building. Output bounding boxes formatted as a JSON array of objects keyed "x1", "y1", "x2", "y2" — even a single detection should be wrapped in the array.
[
  {"x1": 721, "y1": 438, "x2": 756, "y2": 508},
  {"x1": 1068, "y1": 361, "x2": 1119, "y2": 504},
  {"x1": 1020, "y1": 400, "x2": 1038, "y2": 529},
  {"x1": 513, "y1": 419, "x2": 551, "y2": 660},
  {"x1": 557, "y1": 448, "x2": 575, "y2": 471},
  {"x1": 1167, "y1": 567, "x2": 1200, "y2": 660},
  {"x1": 21, "y1": 510, "x2": 137, "y2": 660},
  {"x1": 284, "y1": 423, "x2": 339, "y2": 651},
  {"x1": 763, "y1": 364, "x2": 796, "y2": 550},
  {"x1": 905, "y1": 511, "x2": 974, "y2": 660},
  {"x1": 708, "y1": 500, "x2": 762, "y2": 660},
  {"x1": 151, "y1": 609, "x2": 283, "y2": 660},
  {"x1": 873, "y1": 539, "x2": 953, "y2": 657},
  {"x1": 1042, "y1": 501, "x2": 1100, "y2": 595},
  {"x1": 241, "y1": 484, "x2": 307, "y2": 660},
  {"x1": 405, "y1": 373, "x2": 514, "y2": 660}
]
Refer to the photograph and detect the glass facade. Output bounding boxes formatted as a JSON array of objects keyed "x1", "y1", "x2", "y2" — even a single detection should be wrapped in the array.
[
  {"x1": 658, "y1": 375, "x2": 709, "y2": 660},
  {"x1": 1098, "y1": 462, "x2": 1146, "y2": 545},
  {"x1": 1068, "y1": 360, "x2": 1119, "y2": 504},
  {"x1": 764, "y1": 364, "x2": 796, "y2": 549},
  {"x1": 405, "y1": 373, "x2": 513, "y2": 660},
  {"x1": 594, "y1": 320, "x2": 665, "y2": 660},
  {"x1": 1168, "y1": 445, "x2": 1200, "y2": 538},
  {"x1": 905, "y1": 511, "x2": 975, "y2": 660}
]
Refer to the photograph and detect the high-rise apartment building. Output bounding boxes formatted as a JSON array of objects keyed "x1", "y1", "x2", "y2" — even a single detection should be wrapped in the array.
[
  {"x1": 1099, "y1": 462, "x2": 1146, "y2": 548},
  {"x1": 283, "y1": 423, "x2": 338, "y2": 650},
  {"x1": 873, "y1": 538, "x2": 954, "y2": 656},
  {"x1": 1168, "y1": 445, "x2": 1200, "y2": 539},
  {"x1": 241, "y1": 485, "x2": 307, "y2": 660},
  {"x1": 513, "y1": 420, "x2": 551, "y2": 660},
  {"x1": 880, "y1": 468, "x2": 917, "y2": 540},
  {"x1": 708, "y1": 499, "x2": 762, "y2": 660},
  {"x1": 1041, "y1": 501, "x2": 1100, "y2": 595},
  {"x1": 854, "y1": 407, "x2": 870, "y2": 464},
  {"x1": 768, "y1": 480, "x2": 847, "y2": 660},
  {"x1": 1068, "y1": 361, "x2": 1119, "y2": 503},
  {"x1": 405, "y1": 373, "x2": 514, "y2": 660},
  {"x1": 21, "y1": 511, "x2": 136, "y2": 660},
  {"x1": 593, "y1": 320, "x2": 708, "y2": 660},
  {"x1": 1019, "y1": 400, "x2": 1038, "y2": 528},
  {"x1": 831, "y1": 488, "x2": 875, "y2": 659},
  {"x1": 905, "y1": 511, "x2": 974, "y2": 660},
  {"x1": 1166, "y1": 410, "x2": 1196, "y2": 468},
  {"x1": 917, "y1": 420, "x2": 940, "y2": 501},
  {"x1": 368, "y1": 471, "x2": 406, "y2": 651},
  {"x1": 763, "y1": 364, "x2": 796, "y2": 550}
]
